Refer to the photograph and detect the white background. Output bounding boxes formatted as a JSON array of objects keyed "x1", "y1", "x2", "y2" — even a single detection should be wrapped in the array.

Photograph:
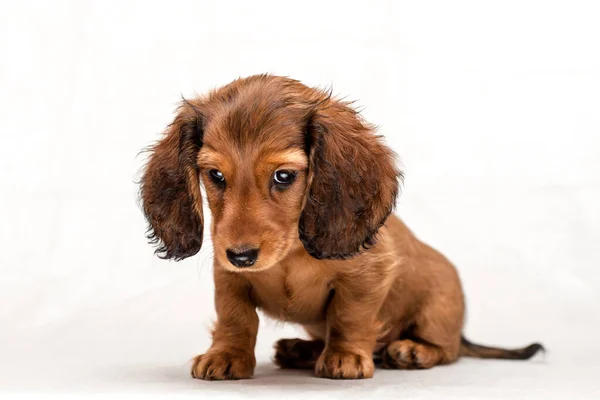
[{"x1": 1, "y1": 0, "x2": 599, "y2": 398}]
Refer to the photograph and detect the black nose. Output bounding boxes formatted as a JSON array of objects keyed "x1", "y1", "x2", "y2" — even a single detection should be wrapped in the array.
[{"x1": 226, "y1": 247, "x2": 259, "y2": 268}]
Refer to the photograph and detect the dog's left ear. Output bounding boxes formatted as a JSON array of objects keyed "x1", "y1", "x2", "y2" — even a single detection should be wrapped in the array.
[{"x1": 299, "y1": 98, "x2": 401, "y2": 259}]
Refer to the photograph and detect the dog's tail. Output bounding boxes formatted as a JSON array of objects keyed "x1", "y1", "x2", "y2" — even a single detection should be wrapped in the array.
[{"x1": 460, "y1": 335, "x2": 544, "y2": 360}]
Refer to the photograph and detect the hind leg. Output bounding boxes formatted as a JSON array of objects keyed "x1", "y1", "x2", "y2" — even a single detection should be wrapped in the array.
[
  {"x1": 274, "y1": 338, "x2": 325, "y2": 369},
  {"x1": 274, "y1": 324, "x2": 326, "y2": 369},
  {"x1": 383, "y1": 278, "x2": 464, "y2": 369},
  {"x1": 382, "y1": 339, "x2": 447, "y2": 369},
  {"x1": 382, "y1": 328, "x2": 461, "y2": 370}
]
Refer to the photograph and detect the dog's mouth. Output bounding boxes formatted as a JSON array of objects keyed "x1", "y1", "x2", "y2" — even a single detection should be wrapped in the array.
[
  {"x1": 214, "y1": 245, "x2": 269, "y2": 272},
  {"x1": 216, "y1": 231, "x2": 296, "y2": 273},
  {"x1": 218, "y1": 255, "x2": 277, "y2": 273}
]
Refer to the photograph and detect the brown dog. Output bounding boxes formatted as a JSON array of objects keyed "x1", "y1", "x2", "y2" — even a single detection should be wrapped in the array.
[{"x1": 140, "y1": 74, "x2": 543, "y2": 380}]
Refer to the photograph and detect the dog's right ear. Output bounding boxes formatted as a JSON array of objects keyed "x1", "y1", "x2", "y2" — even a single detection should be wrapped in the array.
[{"x1": 140, "y1": 100, "x2": 204, "y2": 261}]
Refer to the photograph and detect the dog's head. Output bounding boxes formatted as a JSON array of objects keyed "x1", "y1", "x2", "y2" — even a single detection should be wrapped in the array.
[{"x1": 140, "y1": 75, "x2": 400, "y2": 272}]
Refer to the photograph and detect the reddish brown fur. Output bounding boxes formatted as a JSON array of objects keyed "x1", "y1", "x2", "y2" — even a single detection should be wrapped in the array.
[{"x1": 140, "y1": 74, "x2": 543, "y2": 380}]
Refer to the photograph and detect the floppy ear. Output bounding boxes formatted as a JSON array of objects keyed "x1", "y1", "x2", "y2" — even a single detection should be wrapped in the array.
[
  {"x1": 140, "y1": 100, "x2": 204, "y2": 260},
  {"x1": 299, "y1": 99, "x2": 401, "y2": 259}
]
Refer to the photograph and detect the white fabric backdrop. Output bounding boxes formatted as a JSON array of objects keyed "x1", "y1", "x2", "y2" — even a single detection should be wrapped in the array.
[{"x1": 1, "y1": 0, "x2": 599, "y2": 398}]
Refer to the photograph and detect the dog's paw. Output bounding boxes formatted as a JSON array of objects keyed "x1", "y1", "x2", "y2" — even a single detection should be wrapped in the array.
[
  {"x1": 382, "y1": 339, "x2": 443, "y2": 370},
  {"x1": 315, "y1": 350, "x2": 374, "y2": 379},
  {"x1": 191, "y1": 350, "x2": 255, "y2": 380},
  {"x1": 274, "y1": 338, "x2": 324, "y2": 369}
]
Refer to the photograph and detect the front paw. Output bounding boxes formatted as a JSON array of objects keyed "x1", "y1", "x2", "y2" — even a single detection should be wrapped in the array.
[
  {"x1": 315, "y1": 350, "x2": 374, "y2": 379},
  {"x1": 191, "y1": 350, "x2": 255, "y2": 380}
]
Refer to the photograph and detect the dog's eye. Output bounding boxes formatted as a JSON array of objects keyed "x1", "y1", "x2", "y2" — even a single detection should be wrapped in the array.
[
  {"x1": 273, "y1": 170, "x2": 297, "y2": 187},
  {"x1": 208, "y1": 169, "x2": 225, "y2": 185}
]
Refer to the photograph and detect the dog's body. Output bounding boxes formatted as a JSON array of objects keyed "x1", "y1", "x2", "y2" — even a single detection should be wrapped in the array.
[
  {"x1": 140, "y1": 74, "x2": 542, "y2": 380},
  {"x1": 242, "y1": 214, "x2": 465, "y2": 369}
]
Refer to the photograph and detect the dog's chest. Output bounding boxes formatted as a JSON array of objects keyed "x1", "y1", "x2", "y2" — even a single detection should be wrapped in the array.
[{"x1": 247, "y1": 258, "x2": 333, "y2": 324}]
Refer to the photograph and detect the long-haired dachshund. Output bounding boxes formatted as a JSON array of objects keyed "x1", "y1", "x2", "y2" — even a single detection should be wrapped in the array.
[{"x1": 140, "y1": 74, "x2": 543, "y2": 380}]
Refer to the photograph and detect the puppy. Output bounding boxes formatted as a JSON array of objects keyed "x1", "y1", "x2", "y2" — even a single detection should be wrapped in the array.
[{"x1": 140, "y1": 74, "x2": 543, "y2": 380}]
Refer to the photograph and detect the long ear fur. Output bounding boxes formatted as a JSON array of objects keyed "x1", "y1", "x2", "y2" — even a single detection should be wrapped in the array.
[
  {"x1": 299, "y1": 98, "x2": 401, "y2": 259},
  {"x1": 140, "y1": 100, "x2": 204, "y2": 260}
]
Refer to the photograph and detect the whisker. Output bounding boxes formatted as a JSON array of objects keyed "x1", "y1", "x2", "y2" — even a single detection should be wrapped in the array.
[{"x1": 196, "y1": 249, "x2": 215, "y2": 276}]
